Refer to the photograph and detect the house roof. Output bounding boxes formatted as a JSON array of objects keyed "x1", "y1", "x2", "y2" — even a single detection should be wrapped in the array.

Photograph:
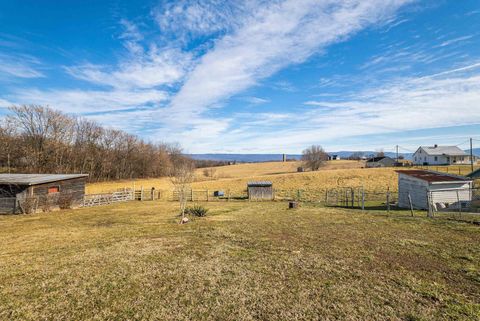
[
  {"x1": 418, "y1": 145, "x2": 466, "y2": 156},
  {"x1": 397, "y1": 170, "x2": 472, "y2": 183},
  {"x1": 247, "y1": 181, "x2": 272, "y2": 187},
  {"x1": 0, "y1": 174, "x2": 89, "y2": 186}
]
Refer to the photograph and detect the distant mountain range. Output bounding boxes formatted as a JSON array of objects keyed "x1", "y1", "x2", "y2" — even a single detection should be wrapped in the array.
[{"x1": 189, "y1": 148, "x2": 480, "y2": 163}]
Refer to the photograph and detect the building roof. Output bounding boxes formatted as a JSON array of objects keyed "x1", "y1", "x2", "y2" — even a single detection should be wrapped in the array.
[
  {"x1": 396, "y1": 170, "x2": 472, "y2": 183},
  {"x1": 366, "y1": 156, "x2": 394, "y2": 163},
  {"x1": 466, "y1": 168, "x2": 480, "y2": 179},
  {"x1": 247, "y1": 181, "x2": 273, "y2": 187},
  {"x1": 0, "y1": 174, "x2": 89, "y2": 186},
  {"x1": 418, "y1": 145, "x2": 467, "y2": 156}
]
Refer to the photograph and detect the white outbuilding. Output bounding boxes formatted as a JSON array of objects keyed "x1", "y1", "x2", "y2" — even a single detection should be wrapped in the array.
[{"x1": 397, "y1": 170, "x2": 473, "y2": 210}]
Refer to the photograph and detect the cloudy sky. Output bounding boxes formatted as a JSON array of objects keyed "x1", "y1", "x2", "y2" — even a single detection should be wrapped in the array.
[{"x1": 0, "y1": 0, "x2": 479, "y2": 153}]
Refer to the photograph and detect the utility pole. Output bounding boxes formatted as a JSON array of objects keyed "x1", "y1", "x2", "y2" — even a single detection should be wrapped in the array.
[
  {"x1": 7, "y1": 153, "x2": 10, "y2": 174},
  {"x1": 470, "y1": 138, "x2": 474, "y2": 173},
  {"x1": 396, "y1": 145, "x2": 399, "y2": 163}
]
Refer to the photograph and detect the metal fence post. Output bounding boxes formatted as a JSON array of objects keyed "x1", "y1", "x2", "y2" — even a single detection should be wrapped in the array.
[{"x1": 361, "y1": 187, "x2": 365, "y2": 211}]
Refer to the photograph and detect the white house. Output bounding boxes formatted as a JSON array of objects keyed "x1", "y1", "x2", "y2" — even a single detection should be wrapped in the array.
[
  {"x1": 397, "y1": 170, "x2": 473, "y2": 210},
  {"x1": 412, "y1": 145, "x2": 470, "y2": 165}
]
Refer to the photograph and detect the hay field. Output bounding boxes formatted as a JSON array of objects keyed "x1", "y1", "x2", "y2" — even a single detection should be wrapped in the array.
[
  {"x1": 1, "y1": 201, "x2": 478, "y2": 320},
  {"x1": 86, "y1": 160, "x2": 367, "y2": 194},
  {"x1": 192, "y1": 167, "x2": 397, "y2": 198}
]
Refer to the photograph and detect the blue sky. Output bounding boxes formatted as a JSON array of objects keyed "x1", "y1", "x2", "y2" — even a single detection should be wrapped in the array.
[{"x1": 1, "y1": 0, "x2": 480, "y2": 153}]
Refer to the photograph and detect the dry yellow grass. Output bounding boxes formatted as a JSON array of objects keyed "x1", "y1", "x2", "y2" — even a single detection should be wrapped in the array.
[
  {"x1": 192, "y1": 167, "x2": 397, "y2": 199},
  {"x1": 86, "y1": 160, "x2": 365, "y2": 194},
  {"x1": 1, "y1": 201, "x2": 479, "y2": 320}
]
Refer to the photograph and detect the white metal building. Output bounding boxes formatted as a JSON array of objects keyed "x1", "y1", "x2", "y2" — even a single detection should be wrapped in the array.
[
  {"x1": 412, "y1": 145, "x2": 470, "y2": 165},
  {"x1": 397, "y1": 170, "x2": 473, "y2": 210}
]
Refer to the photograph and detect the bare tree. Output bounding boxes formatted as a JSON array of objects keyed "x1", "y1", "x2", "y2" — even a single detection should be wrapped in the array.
[
  {"x1": 375, "y1": 149, "x2": 385, "y2": 157},
  {"x1": 1, "y1": 105, "x2": 188, "y2": 182},
  {"x1": 302, "y1": 145, "x2": 328, "y2": 171},
  {"x1": 169, "y1": 158, "x2": 195, "y2": 223}
]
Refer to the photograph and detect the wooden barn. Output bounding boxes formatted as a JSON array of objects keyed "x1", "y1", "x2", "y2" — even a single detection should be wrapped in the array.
[
  {"x1": 397, "y1": 170, "x2": 473, "y2": 210},
  {"x1": 247, "y1": 181, "x2": 274, "y2": 201},
  {"x1": 0, "y1": 174, "x2": 88, "y2": 214}
]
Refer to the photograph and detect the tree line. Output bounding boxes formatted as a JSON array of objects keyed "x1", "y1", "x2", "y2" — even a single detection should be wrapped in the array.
[{"x1": 0, "y1": 105, "x2": 191, "y2": 182}]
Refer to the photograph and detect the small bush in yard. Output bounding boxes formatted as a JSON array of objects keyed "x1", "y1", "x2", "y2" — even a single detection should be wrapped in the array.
[{"x1": 185, "y1": 204, "x2": 209, "y2": 217}]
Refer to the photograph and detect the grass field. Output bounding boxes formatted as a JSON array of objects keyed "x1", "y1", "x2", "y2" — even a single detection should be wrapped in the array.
[
  {"x1": 0, "y1": 201, "x2": 478, "y2": 320},
  {"x1": 86, "y1": 160, "x2": 386, "y2": 196}
]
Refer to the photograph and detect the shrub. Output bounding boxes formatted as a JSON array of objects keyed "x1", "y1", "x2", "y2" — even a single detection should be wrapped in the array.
[{"x1": 185, "y1": 204, "x2": 209, "y2": 217}]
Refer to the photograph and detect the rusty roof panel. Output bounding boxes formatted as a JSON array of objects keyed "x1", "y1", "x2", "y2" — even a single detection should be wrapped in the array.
[{"x1": 396, "y1": 170, "x2": 472, "y2": 183}]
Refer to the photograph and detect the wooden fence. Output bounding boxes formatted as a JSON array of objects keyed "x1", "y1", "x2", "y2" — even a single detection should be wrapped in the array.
[{"x1": 83, "y1": 191, "x2": 133, "y2": 207}]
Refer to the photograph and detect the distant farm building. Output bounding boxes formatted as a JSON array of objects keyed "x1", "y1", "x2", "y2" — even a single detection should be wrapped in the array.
[
  {"x1": 328, "y1": 155, "x2": 341, "y2": 161},
  {"x1": 365, "y1": 156, "x2": 396, "y2": 168},
  {"x1": 0, "y1": 174, "x2": 88, "y2": 214},
  {"x1": 247, "y1": 181, "x2": 274, "y2": 200},
  {"x1": 397, "y1": 170, "x2": 472, "y2": 210},
  {"x1": 412, "y1": 145, "x2": 472, "y2": 165}
]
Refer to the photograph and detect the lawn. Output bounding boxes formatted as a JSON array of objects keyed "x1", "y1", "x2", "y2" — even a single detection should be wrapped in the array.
[{"x1": 0, "y1": 201, "x2": 478, "y2": 320}]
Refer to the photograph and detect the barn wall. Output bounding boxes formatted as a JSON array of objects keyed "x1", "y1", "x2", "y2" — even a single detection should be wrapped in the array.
[
  {"x1": 30, "y1": 177, "x2": 87, "y2": 208},
  {"x1": 429, "y1": 182, "x2": 473, "y2": 207},
  {"x1": 398, "y1": 174, "x2": 429, "y2": 209}
]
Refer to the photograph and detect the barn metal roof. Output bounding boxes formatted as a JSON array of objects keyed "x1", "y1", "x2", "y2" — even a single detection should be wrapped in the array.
[
  {"x1": 396, "y1": 170, "x2": 471, "y2": 183},
  {"x1": 0, "y1": 174, "x2": 89, "y2": 186},
  {"x1": 247, "y1": 181, "x2": 273, "y2": 187},
  {"x1": 419, "y1": 145, "x2": 466, "y2": 156}
]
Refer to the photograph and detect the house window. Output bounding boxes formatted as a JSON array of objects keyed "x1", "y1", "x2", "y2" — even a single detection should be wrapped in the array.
[
  {"x1": 48, "y1": 186, "x2": 60, "y2": 194},
  {"x1": 434, "y1": 156, "x2": 438, "y2": 161}
]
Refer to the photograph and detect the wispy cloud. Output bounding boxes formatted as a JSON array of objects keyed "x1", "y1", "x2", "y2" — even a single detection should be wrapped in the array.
[
  {"x1": 0, "y1": 53, "x2": 44, "y2": 79},
  {"x1": 167, "y1": 0, "x2": 413, "y2": 119},
  {"x1": 436, "y1": 35, "x2": 474, "y2": 48}
]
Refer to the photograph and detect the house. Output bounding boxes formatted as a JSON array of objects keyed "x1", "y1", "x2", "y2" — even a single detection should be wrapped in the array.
[
  {"x1": 247, "y1": 181, "x2": 274, "y2": 200},
  {"x1": 397, "y1": 170, "x2": 473, "y2": 210},
  {"x1": 0, "y1": 174, "x2": 88, "y2": 214},
  {"x1": 412, "y1": 145, "x2": 471, "y2": 165},
  {"x1": 328, "y1": 155, "x2": 341, "y2": 161},
  {"x1": 365, "y1": 156, "x2": 396, "y2": 168}
]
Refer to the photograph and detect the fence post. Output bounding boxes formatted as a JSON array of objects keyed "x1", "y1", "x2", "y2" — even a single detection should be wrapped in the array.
[
  {"x1": 206, "y1": 189, "x2": 209, "y2": 202},
  {"x1": 386, "y1": 188, "x2": 390, "y2": 213},
  {"x1": 351, "y1": 188, "x2": 354, "y2": 208},
  {"x1": 361, "y1": 187, "x2": 365, "y2": 211},
  {"x1": 456, "y1": 190, "x2": 461, "y2": 214},
  {"x1": 140, "y1": 186, "x2": 144, "y2": 201},
  {"x1": 426, "y1": 191, "x2": 433, "y2": 218},
  {"x1": 408, "y1": 193, "x2": 414, "y2": 216},
  {"x1": 325, "y1": 190, "x2": 329, "y2": 206},
  {"x1": 191, "y1": 189, "x2": 194, "y2": 202}
]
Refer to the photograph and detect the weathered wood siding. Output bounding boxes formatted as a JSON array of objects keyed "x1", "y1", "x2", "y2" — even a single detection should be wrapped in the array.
[
  {"x1": 248, "y1": 186, "x2": 274, "y2": 200},
  {"x1": 29, "y1": 177, "x2": 87, "y2": 208}
]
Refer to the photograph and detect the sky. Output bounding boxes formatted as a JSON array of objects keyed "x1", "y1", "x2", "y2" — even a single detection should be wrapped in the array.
[{"x1": 0, "y1": 0, "x2": 480, "y2": 154}]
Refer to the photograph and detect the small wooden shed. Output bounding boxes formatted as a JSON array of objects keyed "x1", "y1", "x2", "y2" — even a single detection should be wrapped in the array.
[
  {"x1": 397, "y1": 170, "x2": 472, "y2": 210},
  {"x1": 247, "y1": 181, "x2": 274, "y2": 201},
  {"x1": 0, "y1": 174, "x2": 88, "y2": 214}
]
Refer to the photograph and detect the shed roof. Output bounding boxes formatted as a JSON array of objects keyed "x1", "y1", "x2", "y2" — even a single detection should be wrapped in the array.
[
  {"x1": 466, "y1": 168, "x2": 480, "y2": 179},
  {"x1": 247, "y1": 181, "x2": 273, "y2": 187},
  {"x1": 419, "y1": 145, "x2": 466, "y2": 156},
  {"x1": 396, "y1": 170, "x2": 471, "y2": 183},
  {"x1": 0, "y1": 174, "x2": 89, "y2": 186}
]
